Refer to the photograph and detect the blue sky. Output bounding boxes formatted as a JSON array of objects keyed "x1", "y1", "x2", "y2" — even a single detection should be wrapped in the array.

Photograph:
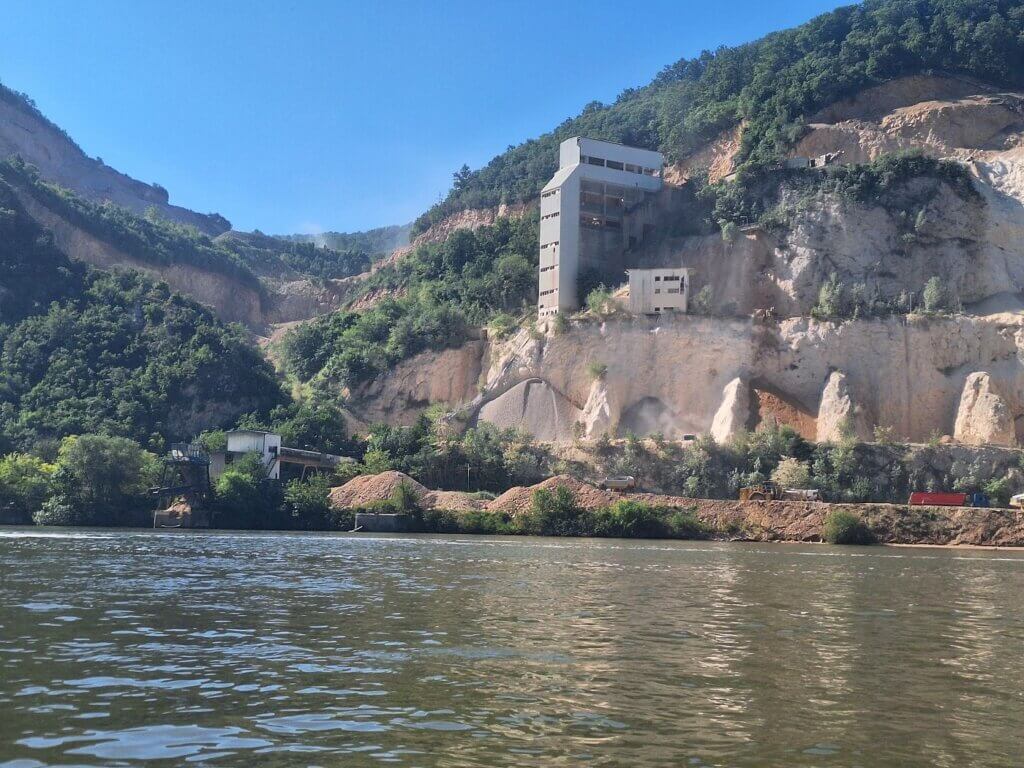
[{"x1": 0, "y1": 0, "x2": 846, "y2": 234}]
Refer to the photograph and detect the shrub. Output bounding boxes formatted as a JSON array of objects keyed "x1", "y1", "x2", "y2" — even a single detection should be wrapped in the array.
[
  {"x1": 587, "y1": 361, "x2": 608, "y2": 380},
  {"x1": 524, "y1": 486, "x2": 586, "y2": 536},
  {"x1": 771, "y1": 457, "x2": 811, "y2": 489},
  {"x1": 585, "y1": 286, "x2": 616, "y2": 317},
  {"x1": 822, "y1": 509, "x2": 874, "y2": 545},
  {"x1": 283, "y1": 474, "x2": 331, "y2": 529},
  {"x1": 922, "y1": 276, "x2": 952, "y2": 314},
  {"x1": 690, "y1": 285, "x2": 713, "y2": 316},
  {"x1": 390, "y1": 481, "x2": 422, "y2": 514},
  {"x1": 0, "y1": 453, "x2": 54, "y2": 524}
]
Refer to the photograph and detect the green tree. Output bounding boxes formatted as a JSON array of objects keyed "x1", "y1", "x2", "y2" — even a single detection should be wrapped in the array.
[
  {"x1": 771, "y1": 457, "x2": 812, "y2": 489},
  {"x1": 35, "y1": 434, "x2": 156, "y2": 526},
  {"x1": 0, "y1": 453, "x2": 54, "y2": 524},
  {"x1": 213, "y1": 452, "x2": 283, "y2": 529},
  {"x1": 284, "y1": 473, "x2": 331, "y2": 529},
  {"x1": 524, "y1": 486, "x2": 586, "y2": 536},
  {"x1": 922, "y1": 276, "x2": 949, "y2": 313}
]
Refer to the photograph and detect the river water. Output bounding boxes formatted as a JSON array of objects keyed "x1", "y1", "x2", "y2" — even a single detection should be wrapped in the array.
[{"x1": 2, "y1": 529, "x2": 1024, "y2": 767}]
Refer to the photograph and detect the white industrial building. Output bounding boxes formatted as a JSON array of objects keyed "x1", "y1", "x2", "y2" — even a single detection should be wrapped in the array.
[
  {"x1": 627, "y1": 268, "x2": 691, "y2": 314},
  {"x1": 209, "y1": 430, "x2": 352, "y2": 481},
  {"x1": 538, "y1": 137, "x2": 664, "y2": 317}
]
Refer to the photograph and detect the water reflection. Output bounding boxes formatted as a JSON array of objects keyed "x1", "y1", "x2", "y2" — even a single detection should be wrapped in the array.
[{"x1": 2, "y1": 530, "x2": 1024, "y2": 766}]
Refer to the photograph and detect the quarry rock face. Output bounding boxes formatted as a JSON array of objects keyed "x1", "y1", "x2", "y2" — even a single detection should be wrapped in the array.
[
  {"x1": 954, "y1": 372, "x2": 1016, "y2": 446},
  {"x1": 477, "y1": 379, "x2": 581, "y2": 442},
  {"x1": 816, "y1": 371, "x2": 871, "y2": 443},
  {"x1": 710, "y1": 377, "x2": 750, "y2": 444},
  {"x1": 581, "y1": 378, "x2": 615, "y2": 438},
  {"x1": 341, "y1": 77, "x2": 1024, "y2": 445}
]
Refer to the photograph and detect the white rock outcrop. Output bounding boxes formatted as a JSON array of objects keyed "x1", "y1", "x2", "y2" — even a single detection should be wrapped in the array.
[
  {"x1": 816, "y1": 371, "x2": 872, "y2": 443},
  {"x1": 477, "y1": 379, "x2": 581, "y2": 442},
  {"x1": 954, "y1": 372, "x2": 1016, "y2": 446},
  {"x1": 581, "y1": 378, "x2": 615, "y2": 439},
  {"x1": 711, "y1": 377, "x2": 750, "y2": 444}
]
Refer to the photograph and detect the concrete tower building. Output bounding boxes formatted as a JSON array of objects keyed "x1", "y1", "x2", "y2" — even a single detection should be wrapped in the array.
[{"x1": 537, "y1": 137, "x2": 664, "y2": 317}]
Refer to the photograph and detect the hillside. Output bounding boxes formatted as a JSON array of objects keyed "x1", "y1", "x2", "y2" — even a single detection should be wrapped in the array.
[
  {"x1": 413, "y1": 0, "x2": 1024, "y2": 234},
  {"x1": 0, "y1": 82, "x2": 229, "y2": 235},
  {"x1": 0, "y1": 178, "x2": 287, "y2": 451},
  {"x1": 278, "y1": 0, "x2": 1024, "y2": 454}
]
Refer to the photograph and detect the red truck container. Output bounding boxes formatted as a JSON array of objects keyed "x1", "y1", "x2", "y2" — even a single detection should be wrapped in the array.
[{"x1": 908, "y1": 492, "x2": 968, "y2": 507}]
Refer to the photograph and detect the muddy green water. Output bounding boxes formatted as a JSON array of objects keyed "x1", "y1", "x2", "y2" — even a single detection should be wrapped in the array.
[{"x1": 1, "y1": 529, "x2": 1024, "y2": 767}]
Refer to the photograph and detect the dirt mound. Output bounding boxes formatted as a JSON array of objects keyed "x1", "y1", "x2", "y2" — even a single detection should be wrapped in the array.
[
  {"x1": 426, "y1": 491, "x2": 488, "y2": 512},
  {"x1": 488, "y1": 475, "x2": 619, "y2": 515},
  {"x1": 329, "y1": 471, "x2": 429, "y2": 509}
]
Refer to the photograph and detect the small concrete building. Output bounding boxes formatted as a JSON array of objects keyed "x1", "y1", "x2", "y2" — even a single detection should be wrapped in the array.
[
  {"x1": 209, "y1": 430, "x2": 353, "y2": 482},
  {"x1": 538, "y1": 137, "x2": 664, "y2": 317},
  {"x1": 627, "y1": 268, "x2": 691, "y2": 314},
  {"x1": 222, "y1": 430, "x2": 282, "y2": 479}
]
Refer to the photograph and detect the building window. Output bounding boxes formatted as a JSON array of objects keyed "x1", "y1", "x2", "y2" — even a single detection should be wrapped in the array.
[
  {"x1": 541, "y1": 211, "x2": 560, "y2": 220},
  {"x1": 541, "y1": 189, "x2": 559, "y2": 198},
  {"x1": 654, "y1": 276, "x2": 661, "y2": 281},
  {"x1": 587, "y1": 156, "x2": 605, "y2": 167},
  {"x1": 606, "y1": 160, "x2": 624, "y2": 171},
  {"x1": 667, "y1": 288, "x2": 679, "y2": 294},
  {"x1": 654, "y1": 289, "x2": 661, "y2": 294},
  {"x1": 625, "y1": 163, "x2": 638, "y2": 173},
  {"x1": 580, "y1": 214, "x2": 602, "y2": 229}
]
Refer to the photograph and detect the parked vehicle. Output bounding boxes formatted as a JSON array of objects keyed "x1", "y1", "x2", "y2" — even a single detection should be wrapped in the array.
[
  {"x1": 740, "y1": 484, "x2": 822, "y2": 502},
  {"x1": 967, "y1": 492, "x2": 990, "y2": 508},
  {"x1": 908, "y1": 491, "x2": 968, "y2": 507},
  {"x1": 599, "y1": 475, "x2": 636, "y2": 491},
  {"x1": 1010, "y1": 493, "x2": 1024, "y2": 510}
]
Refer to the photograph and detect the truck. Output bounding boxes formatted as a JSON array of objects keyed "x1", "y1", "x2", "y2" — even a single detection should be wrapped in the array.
[
  {"x1": 739, "y1": 483, "x2": 822, "y2": 502},
  {"x1": 908, "y1": 492, "x2": 968, "y2": 507},
  {"x1": 599, "y1": 475, "x2": 637, "y2": 491}
]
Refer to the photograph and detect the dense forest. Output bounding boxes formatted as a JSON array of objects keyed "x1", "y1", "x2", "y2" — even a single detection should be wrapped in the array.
[
  {"x1": 414, "y1": 0, "x2": 1024, "y2": 234},
  {"x1": 0, "y1": 179, "x2": 286, "y2": 455}
]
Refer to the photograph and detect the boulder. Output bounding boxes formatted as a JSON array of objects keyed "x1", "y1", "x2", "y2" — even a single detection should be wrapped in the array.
[
  {"x1": 711, "y1": 377, "x2": 750, "y2": 444},
  {"x1": 954, "y1": 372, "x2": 1016, "y2": 446},
  {"x1": 816, "y1": 371, "x2": 871, "y2": 443}
]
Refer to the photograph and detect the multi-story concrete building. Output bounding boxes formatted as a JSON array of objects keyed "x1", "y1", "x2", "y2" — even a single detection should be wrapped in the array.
[
  {"x1": 538, "y1": 137, "x2": 664, "y2": 317},
  {"x1": 627, "y1": 267, "x2": 691, "y2": 314}
]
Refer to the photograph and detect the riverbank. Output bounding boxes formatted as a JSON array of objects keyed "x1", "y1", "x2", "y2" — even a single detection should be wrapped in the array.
[{"x1": 329, "y1": 471, "x2": 1024, "y2": 547}]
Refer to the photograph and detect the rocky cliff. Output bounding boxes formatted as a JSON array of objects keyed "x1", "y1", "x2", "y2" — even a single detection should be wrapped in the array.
[
  {"x1": 0, "y1": 87, "x2": 229, "y2": 236},
  {"x1": 333, "y1": 76, "x2": 1024, "y2": 447}
]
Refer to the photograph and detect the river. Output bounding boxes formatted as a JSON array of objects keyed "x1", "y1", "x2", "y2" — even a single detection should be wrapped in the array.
[{"x1": 1, "y1": 529, "x2": 1024, "y2": 767}]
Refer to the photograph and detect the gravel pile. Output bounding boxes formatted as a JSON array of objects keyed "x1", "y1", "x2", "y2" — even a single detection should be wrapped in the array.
[
  {"x1": 426, "y1": 490, "x2": 488, "y2": 512},
  {"x1": 487, "y1": 475, "x2": 619, "y2": 515},
  {"x1": 329, "y1": 471, "x2": 429, "y2": 509}
]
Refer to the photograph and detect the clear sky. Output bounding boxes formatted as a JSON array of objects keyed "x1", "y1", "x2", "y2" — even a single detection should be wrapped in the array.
[{"x1": 0, "y1": 0, "x2": 847, "y2": 234}]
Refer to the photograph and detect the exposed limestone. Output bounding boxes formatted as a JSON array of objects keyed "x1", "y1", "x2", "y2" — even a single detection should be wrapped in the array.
[
  {"x1": 351, "y1": 340, "x2": 485, "y2": 426},
  {"x1": 816, "y1": 371, "x2": 871, "y2": 443},
  {"x1": 711, "y1": 377, "x2": 750, "y2": 444},
  {"x1": 477, "y1": 379, "x2": 581, "y2": 442},
  {"x1": 581, "y1": 378, "x2": 615, "y2": 438},
  {"x1": 954, "y1": 372, "x2": 1016, "y2": 446}
]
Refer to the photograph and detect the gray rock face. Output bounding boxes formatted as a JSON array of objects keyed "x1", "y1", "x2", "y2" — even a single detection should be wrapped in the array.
[
  {"x1": 477, "y1": 379, "x2": 581, "y2": 442},
  {"x1": 816, "y1": 371, "x2": 871, "y2": 443},
  {"x1": 954, "y1": 372, "x2": 1016, "y2": 446},
  {"x1": 711, "y1": 377, "x2": 750, "y2": 444}
]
